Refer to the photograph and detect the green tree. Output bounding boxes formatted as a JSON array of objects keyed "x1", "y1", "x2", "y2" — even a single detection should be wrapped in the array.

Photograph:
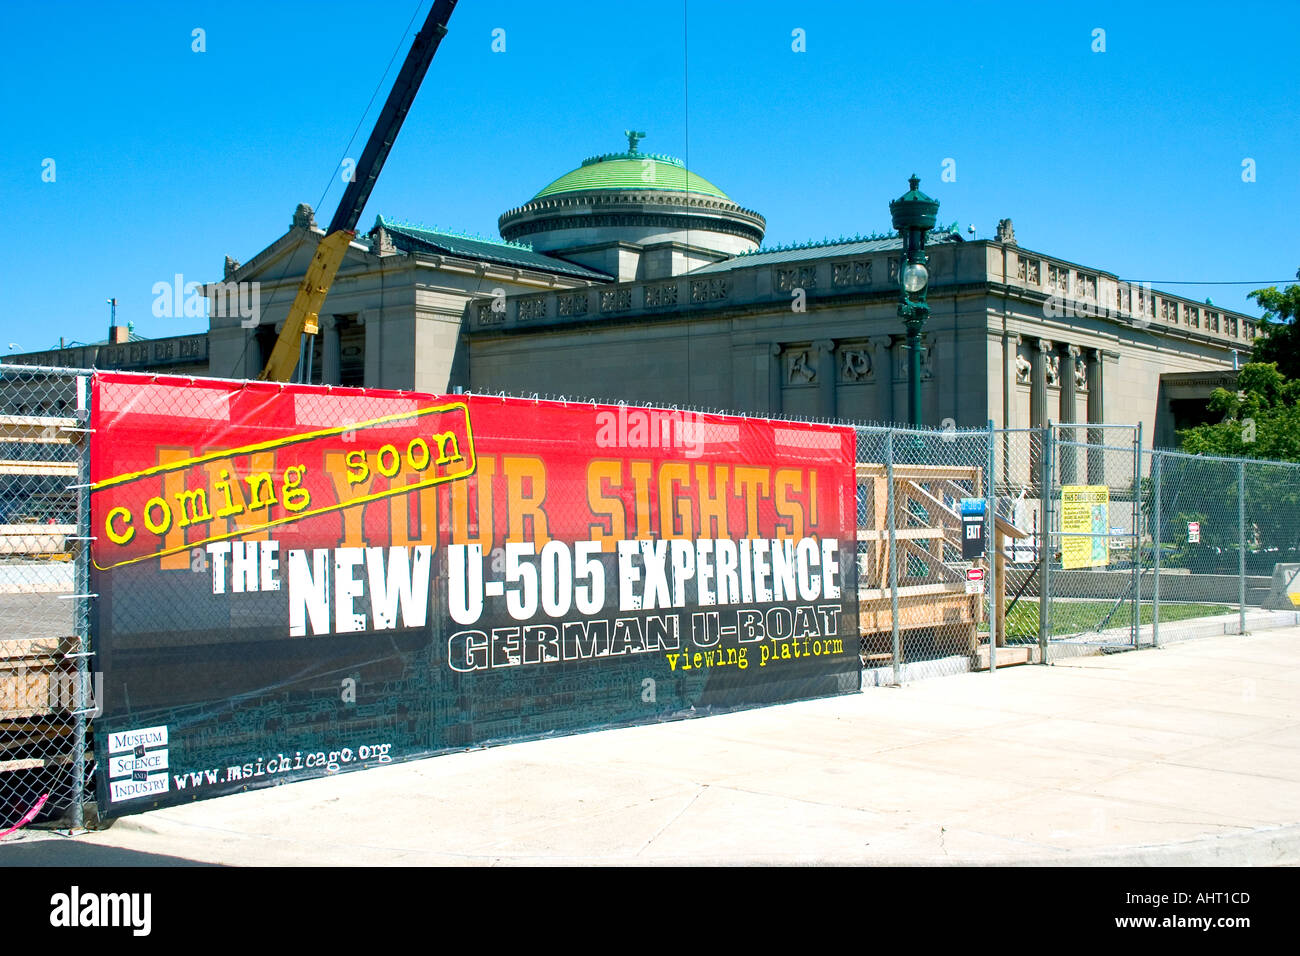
[
  {"x1": 1248, "y1": 269, "x2": 1300, "y2": 380},
  {"x1": 1179, "y1": 362, "x2": 1300, "y2": 462},
  {"x1": 1168, "y1": 275, "x2": 1300, "y2": 567},
  {"x1": 1177, "y1": 363, "x2": 1300, "y2": 564}
]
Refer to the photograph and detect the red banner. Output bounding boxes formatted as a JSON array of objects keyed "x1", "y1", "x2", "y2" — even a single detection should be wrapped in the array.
[{"x1": 89, "y1": 373, "x2": 860, "y2": 815}]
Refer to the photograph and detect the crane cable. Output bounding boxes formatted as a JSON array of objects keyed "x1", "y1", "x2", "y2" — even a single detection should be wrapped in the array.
[{"x1": 226, "y1": 0, "x2": 428, "y2": 379}]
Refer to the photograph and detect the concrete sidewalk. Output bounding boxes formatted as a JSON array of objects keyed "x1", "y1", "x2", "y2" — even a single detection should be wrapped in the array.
[{"x1": 5, "y1": 627, "x2": 1300, "y2": 866}]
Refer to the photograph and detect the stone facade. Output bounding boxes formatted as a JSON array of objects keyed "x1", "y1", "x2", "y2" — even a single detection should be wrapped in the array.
[
  {"x1": 7, "y1": 333, "x2": 209, "y2": 378},
  {"x1": 461, "y1": 234, "x2": 1250, "y2": 447},
  {"x1": 206, "y1": 212, "x2": 610, "y2": 393},
  {"x1": 8, "y1": 146, "x2": 1256, "y2": 454}
]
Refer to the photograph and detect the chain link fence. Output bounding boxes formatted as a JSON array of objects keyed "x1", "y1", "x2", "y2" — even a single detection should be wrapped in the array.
[
  {"x1": 992, "y1": 428, "x2": 1046, "y2": 648},
  {"x1": 1147, "y1": 448, "x2": 1300, "y2": 645},
  {"x1": 855, "y1": 424, "x2": 995, "y2": 684},
  {"x1": 4, "y1": 367, "x2": 1300, "y2": 827},
  {"x1": 1041, "y1": 424, "x2": 1143, "y2": 660},
  {"x1": 863, "y1": 421, "x2": 1300, "y2": 672},
  {"x1": 0, "y1": 364, "x2": 93, "y2": 832}
]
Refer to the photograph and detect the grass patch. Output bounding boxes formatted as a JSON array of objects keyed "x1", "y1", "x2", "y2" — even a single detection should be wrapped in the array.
[{"x1": 978, "y1": 600, "x2": 1233, "y2": 640}]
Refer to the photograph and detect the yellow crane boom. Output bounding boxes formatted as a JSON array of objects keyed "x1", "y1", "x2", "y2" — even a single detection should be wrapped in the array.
[{"x1": 258, "y1": 0, "x2": 458, "y2": 382}]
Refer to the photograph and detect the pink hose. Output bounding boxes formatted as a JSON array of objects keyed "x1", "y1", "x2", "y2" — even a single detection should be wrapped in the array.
[{"x1": 0, "y1": 794, "x2": 49, "y2": 839}]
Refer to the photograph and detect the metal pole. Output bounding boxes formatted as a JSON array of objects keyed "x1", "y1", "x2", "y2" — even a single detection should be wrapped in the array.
[
  {"x1": 71, "y1": 374, "x2": 90, "y2": 829},
  {"x1": 1239, "y1": 460, "x2": 1247, "y2": 635},
  {"x1": 1152, "y1": 452, "x2": 1162, "y2": 648},
  {"x1": 1132, "y1": 422, "x2": 1142, "y2": 648},
  {"x1": 1038, "y1": 422, "x2": 1053, "y2": 663},
  {"x1": 907, "y1": 323, "x2": 923, "y2": 427},
  {"x1": 886, "y1": 429, "x2": 901, "y2": 684},
  {"x1": 987, "y1": 420, "x2": 998, "y2": 673}
]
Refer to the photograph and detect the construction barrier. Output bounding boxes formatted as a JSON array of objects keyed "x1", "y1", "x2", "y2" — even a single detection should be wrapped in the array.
[{"x1": 87, "y1": 373, "x2": 861, "y2": 817}]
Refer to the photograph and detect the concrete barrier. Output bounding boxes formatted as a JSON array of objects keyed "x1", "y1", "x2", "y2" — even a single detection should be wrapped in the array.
[
  {"x1": 1264, "y1": 564, "x2": 1300, "y2": 611},
  {"x1": 1003, "y1": 566, "x2": 1271, "y2": 605}
]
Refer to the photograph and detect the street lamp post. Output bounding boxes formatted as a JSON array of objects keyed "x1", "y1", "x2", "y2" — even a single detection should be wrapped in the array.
[{"x1": 889, "y1": 175, "x2": 940, "y2": 427}]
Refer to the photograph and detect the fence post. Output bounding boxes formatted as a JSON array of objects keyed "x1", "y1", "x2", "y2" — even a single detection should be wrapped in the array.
[
  {"x1": 1132, "y1": 422, "x2": 1142, "y2": 648},
  {"x1": 1239, "y1": 460, "x2": 1247, "y2": 636},
  {"x1": 986, "y1": 420, "x2": 998, "y2": 673},
  {"x1": 1152, "y1": 452, "x2": 1162, "y2": 648},
  {"x1": 886, "y1": 429, "x2": 901, "y2": 684},
  {"x1": 71, "y1": 373, "x2": 90, "y2": 830},
  {"x1": 1038, "y1": 422, "x2": 1053, "y2": 663}
]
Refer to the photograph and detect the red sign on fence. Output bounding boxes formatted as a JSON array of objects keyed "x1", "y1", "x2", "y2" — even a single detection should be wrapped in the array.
[{"x1": 88, "y1": 372, "x2": 863, "y2": 817}]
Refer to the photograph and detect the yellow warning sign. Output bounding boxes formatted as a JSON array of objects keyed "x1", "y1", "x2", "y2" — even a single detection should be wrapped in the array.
[{"x1": 1061, "y1": 485, "x2": 1109, "y2": 570}]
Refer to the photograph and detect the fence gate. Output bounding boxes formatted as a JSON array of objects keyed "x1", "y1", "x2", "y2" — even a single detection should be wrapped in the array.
[
  {"x1": 0, "y1": 365, "x2": 93, "y2": 831},
  {"x1": 1042, "y1": 423, "x2": 1143, "y2": 658},
  {"x1": 987, "y1": 424, "x2": 1143, "y2": 662},
  {"x1": 855, "y1": 425, "x2": 995, "y2": 682}
]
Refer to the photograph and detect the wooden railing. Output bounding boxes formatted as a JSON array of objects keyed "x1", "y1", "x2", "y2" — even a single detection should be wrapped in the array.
[{"x1": 856, "y1": 463, "x2": 987, "y2": 662}]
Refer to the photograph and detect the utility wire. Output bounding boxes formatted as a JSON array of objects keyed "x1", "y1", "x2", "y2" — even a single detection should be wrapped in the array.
[
  {"x1": 1120, "y1": 279, "x2": 1295, "y2": 285},
  {"x1": 315, "y1": 0, "x2": 425, "y2": 221},
  {"x1": 226, "y1": 0, "x2": 427, "y2": 379}
]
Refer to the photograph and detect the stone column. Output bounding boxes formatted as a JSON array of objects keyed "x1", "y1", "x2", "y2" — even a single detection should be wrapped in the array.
[
  {"x1": 362, "y1": 309, "x2": 381, "y2": 389},
  {"x1": 1003, "y1": 333, "x2": 1020, "y2": 428},
  {"x1": 1059, "y1": 344, "x2": 1079, "y2": 484},
  {"x1": 1029, "y1": 338, "x2": 1052, "y2": 486},
  {"x1": 1000, "y1": 333, "x2": 1020, "y2": 487},
  {"x1": 245, "y1": 328, "x2": 263, "y2": 380},
  {"x1": 870, "y1": 335, "x2": 894, "y2": 423},
  {"x1": 768, "y1": 344, "x2": 783, "y2": 416},
  {"x1": 1087, "y1": 348, "x2": 1105, "y2": 484},
  {"x1": 320, "y1": 315, "x2": 342, "y2": 386},
  {"x1": 1030, "y1": 338, "x2": 1052, "y2": 427},
  {"x1": 814, "y1": 339, "x2": 837, "y2": 418}
]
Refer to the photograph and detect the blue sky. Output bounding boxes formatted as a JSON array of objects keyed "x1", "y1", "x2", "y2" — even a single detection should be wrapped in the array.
[{"x1": 2, "y1": 0, "x2": 1297, "y2": 350}]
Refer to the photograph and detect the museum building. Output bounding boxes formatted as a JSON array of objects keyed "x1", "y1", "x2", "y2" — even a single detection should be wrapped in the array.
[{"x1": 10, "y1": 136, "x2": 1253, "y2": 447}]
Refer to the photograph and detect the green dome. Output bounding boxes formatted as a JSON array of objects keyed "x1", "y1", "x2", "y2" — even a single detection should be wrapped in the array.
[{"x1": 533, "y1": 152, "x2": 732, "y2": 201}]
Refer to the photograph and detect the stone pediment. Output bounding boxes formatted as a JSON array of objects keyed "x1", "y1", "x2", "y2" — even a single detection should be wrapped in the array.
[{"x1": 220, "y1": 227, "x2": 374, "y2": 287}]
